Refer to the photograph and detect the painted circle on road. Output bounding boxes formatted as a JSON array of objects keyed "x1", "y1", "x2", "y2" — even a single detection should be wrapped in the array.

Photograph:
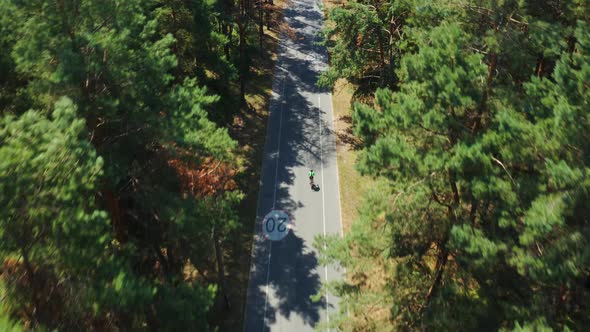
[{"x1": 262, "y1": 210, "x2": 291, "y2": 241}]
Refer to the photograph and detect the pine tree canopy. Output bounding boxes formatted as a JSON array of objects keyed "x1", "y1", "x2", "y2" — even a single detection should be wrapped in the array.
[
  {"x1": 0, "y1": 0, "x2": 249, "y2": 329},
  {"x1": 319, "y1": 0, "x2": 590, "y2": 330}
]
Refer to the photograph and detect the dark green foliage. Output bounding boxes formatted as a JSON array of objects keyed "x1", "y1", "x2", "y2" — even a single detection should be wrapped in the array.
[
  {"x1": 154, "y1": 0, "x2": 234, "y2": 80},
  {"x1": 320, "y1": 0, "x2": 590, "y2": 330},
  {"x1": 0, "y1": 0, "x2": 254, "y2": 329},
  {"x1": 0, "y1": 98, "x2": 106, "y2": 271},
  {"x1": 318, "y1": 1, "x2": 388, "y2": 88}
]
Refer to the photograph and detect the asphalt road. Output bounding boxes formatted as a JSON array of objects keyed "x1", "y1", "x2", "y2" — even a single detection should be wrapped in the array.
[{"x1": 243, "y1": 0, "x2": 343, "y2": 331}]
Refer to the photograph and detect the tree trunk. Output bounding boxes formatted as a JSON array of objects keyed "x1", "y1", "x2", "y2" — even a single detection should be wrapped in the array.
[
  {"x1": 237, "y1": 2, "x2": 247, "y2": 104},
  {"x1": 425, "y1": 243, "x2": 449, "y2": 302},
  {"x1": 425, "y1": 172, "x2": 458, "y2": 303},
  {"x1": 103, "y1": 189, "x2": 127, "y2": 243},
  {"x1": 388, "y1": 16, "x2": 398, "y2": 86},
  {"x1": 213, "y1": 226, "x2": 231, "y2": 309},
  {"x1": 266, "y1": 0, "x2": 272, "y2": 30},
  {"x1": 469, "y1": 198, "x2": 479, "y2": 224},
  {"x1": 472, "y1": 47, "x2": 497, "y2": 134},
  {"x1": 222, "y1": 23, "x2": 230, "y2": 59},
  {"x1": 259, "y1": 0, "x2": 264, "y2": 51},
  {"x1": 21, "y1": 246, "x2": 41, "y2": 321},
  {"x1": 376, "y1": 27, "x2": 386, "y2": 85},
  {"x1": 448, "y1": 169, "x2": 461, "y2": 207},
  {"x1": 535, "y1": 55, "x2": 544, "y2": 78}
]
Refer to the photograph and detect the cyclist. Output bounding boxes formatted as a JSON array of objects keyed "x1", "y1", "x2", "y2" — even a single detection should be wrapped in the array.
[{"x1": 308, "y1": 169, "x2": 315, "y2": 182}]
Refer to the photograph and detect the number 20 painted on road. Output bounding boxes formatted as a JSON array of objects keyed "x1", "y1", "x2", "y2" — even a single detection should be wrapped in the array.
[
  {"x1": 262, "y1": 210, "x2": 291, "y2": 241},
  {"x1": 265, "y1": 217, "x2": 288, "y2": 233}
]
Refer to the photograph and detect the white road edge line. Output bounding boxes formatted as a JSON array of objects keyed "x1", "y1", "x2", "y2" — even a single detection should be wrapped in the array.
[
  {"x1": 264, "y1": 73, "x2": 286, "y2": 331},
  {"x1": 327, "y1": 92, "x2": 344, "y2": 237},
  {"x1": 262, "y1": 241, "x2": 272, "y2": 332},
  {"x1": 317, "y1": 0, "x2": 346, "y2": 322},
  {"x1": 324, "y1": 60, "x2": 348, "y2": 319},
  {"x1": 319, "y1": 94, "x2": 330, "y2": 330},
  {"x1": 271, "y1": 76, "x2": 287, "y2": 209},
  {"x1": 326, "y1": 88, "x2": 348, "y2": 318}
]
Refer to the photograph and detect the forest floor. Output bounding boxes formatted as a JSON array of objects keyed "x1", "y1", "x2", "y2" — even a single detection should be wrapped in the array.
[
  {"x1": 330, "y1": 78, "x2": 374, "y2": 233},
  {"x1": 212, "y1": 2, "x2": 288, "y2": 331}
]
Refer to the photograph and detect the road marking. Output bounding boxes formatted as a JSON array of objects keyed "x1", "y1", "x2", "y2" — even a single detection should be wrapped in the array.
[
  {"x1": 326, "y1": 89, "x2": 348, "y2": 320},
  {"x1": 319, "y1": 94, "x2": 330, "y2": 329},
  {"x1": 271, "y1": 76, "x2": 287, "y2": 209},
  {"x1": 326, "y1": 92, "x2": 344, "y2": 238},
  {"x1": 262, "y1": 241, "x2": 272, "y2": 332},
  {"x1": 311, "y1": 27, "x2": 331, "y2": 330},
  {"x1": 263, "y1": 210, "x2": 292, "y2": 241},
  {"x1": 264, "y1": 71, "x2": 287, "y2": 331},
  {"x1": 254, "y1": 5, "x2": 346, "y2": 329}
]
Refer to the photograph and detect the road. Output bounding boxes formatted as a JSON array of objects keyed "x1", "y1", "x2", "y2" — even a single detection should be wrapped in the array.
[{"x1": 243, "y1": 0, "x2": 343, "y2": 331}]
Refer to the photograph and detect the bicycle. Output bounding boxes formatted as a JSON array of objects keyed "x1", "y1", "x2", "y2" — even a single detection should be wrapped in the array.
[{"x1": 308, "y1": 169, "x2": 317, "y2": 191}]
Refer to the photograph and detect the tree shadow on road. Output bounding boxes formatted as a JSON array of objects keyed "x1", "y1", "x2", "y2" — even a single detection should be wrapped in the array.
[
  {"x1": 271, "y1": 232, "x2": 325, "y2": 326},
  {"x1": 244, "y1": 229, "x2": 328, "y2": 330},
  {"x1": 243, "y1": 0, "x2": 338, "y2": 330}
]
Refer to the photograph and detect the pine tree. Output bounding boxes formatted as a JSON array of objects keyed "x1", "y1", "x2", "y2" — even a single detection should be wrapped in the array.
[
  {"x1": 0, "y1": 0, "x2": 242, "y2": 329},
  {"x1": 318, "y1": 0, "x2": 453, "y2": 92},
  {"x1": 319, "y1": 0, "x2": 590, "y2": 330},
  {"x1": 0, "y1": 98, "x2": 109, "y2": 329},
  {"x1": 318, "y1": 1, "x2": 390, "y2": 89}
]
